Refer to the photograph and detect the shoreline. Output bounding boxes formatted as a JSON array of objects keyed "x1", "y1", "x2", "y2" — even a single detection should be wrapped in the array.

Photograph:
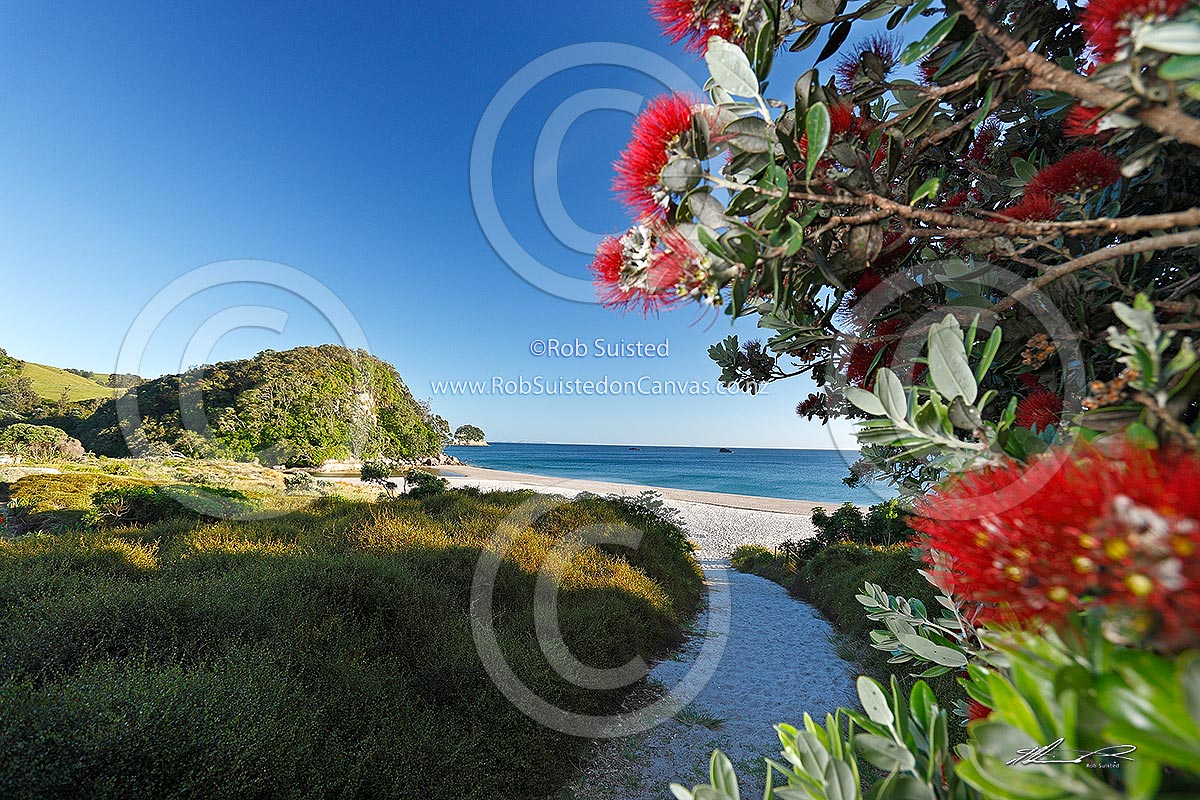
[
  {"x1": 427, "y1": 464, "x2": 838, "y2": 515},
  {"x1": 320, "y1": 464, "x2": 827, "y2": 558}
]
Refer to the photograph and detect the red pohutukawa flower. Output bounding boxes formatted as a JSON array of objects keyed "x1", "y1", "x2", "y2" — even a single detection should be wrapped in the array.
[
  {"x1": 1028, "y1": 147, "x2": 1123, "y2": 195},
  {"x1": 650, "y1": 0, "x2": 738, "y2": 53},
  {"x1": 795, "y1": 104, "x2": 884, "y2": 171},
  {"x1": 1003, "y1": 193, "x2": 1064, "y2": 221},
  {"x1": 1063, "y1": 104, "x2": 1110, "y2": 138},
  {"x1": 835, "y1": 34, "x2": 902, "y2": 93},
  {"x1": 1081, "y1": 0, "x2": 1190, "y2": 62},
  {"x1": 589, "y1": 223, "x2": 704, "y2": 314},
  {"x1": 1015, "y1": 388, "x2": 1064, "y2": 430},
  {"x1": 1002, "y1": 147, "x2": 1122, "y2": 220},
  {"x1": 614, "y1": 93, "x2": 706, "y2": 219},
  {"x1": 845, "y1": 318, "x2": 903, "y2": 388},
  {"x1": 967, "y1": 699, "x2": 992, "y2": 722},
  {"x1": 911, "y1": 446, "x2": 1200, "y2": 649},
  {"x1": 967, "y1": 120, "x2": 1001, "y2": 165}
]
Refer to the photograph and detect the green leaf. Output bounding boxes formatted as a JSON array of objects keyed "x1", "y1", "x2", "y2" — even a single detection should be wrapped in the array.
[
  {"x1": 900, "y1": 13, "x2": 962, "y2": 65},
  {"x1": 855, "y1": 733, "x2": 917, "y2": 773},
  {"x1": 928, "y1": 321, "x2": 978, "y2": 404},
  {"x1": 874, "y1": 369, "x2": 908, "y2": 422},
  {"x1": 724, "y1": 116, "x2": 771, "y2": 153},
  {"x1": 1137, "y1": 22, "x2": 1200, "y2": 55},
  {"x1": 800, "y1": 0, "x2": 838, "y2": 25},
  {"x1": 690, "y1": 192, "x2": 729, "y2": 229},
  {"x1": 805, "y1": 102, "x2": 831, "y2": 180},
  {"x1": 817, "y1": 21, "x2": 852, "y2": 64},
  {"x1": 974, "y1": 326, "x2": 1002, "y2": 382},
  {"x1": 709, "y1": 750, "x2": 740, "y2": 800},
  {"x1": 1183, "y1": 653, "x2": 1200, "y2": 727},
  {"x1": 1160, "y1": 54, "x2": 1200, "y2": 80},
  {"x1": 706, "y1": 37, "x2": 761, "y2": 98},
  {"x1": 1126, "y1": 421, "x2": 1159, "y2": 449},
  {"x1": 897, "y1": 633, "x2": 968, "y2": 667},
  {"x1": 822, "y1": 757, "x2": 859, "y2": 800},
  {"x1": 783, "y1": 728, "x2": 831, "y2": 778},
  {"x1": 661, "y1": 157, "x2": 703, "y2": 193},
  {"x1": 875, "y1": 775, "x2": 935, "y2": 800},
  {"x1": 910, "y1": 177, "x2": 940, "y2": 204},
  {"x1": 1124, "y1": 758, "x2": 1162, "y2": 800},
  {"x1": 972, "y1": 82, "x2": 996, "y2": 129},
  {"x1": 858, "y1": 676, "x2": 895, "y2": 727},
  {"x1": 846, "y1": 386, "x2": 887, "y2": 417},
  {"x1": 697, "y1": 225, "x2": 728, "y2": 259}
]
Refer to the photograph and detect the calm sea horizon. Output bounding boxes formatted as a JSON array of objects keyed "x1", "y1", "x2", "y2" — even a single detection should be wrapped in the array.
[{"x1": 444, "y1": 442, "x2": 896, "y2": 505}]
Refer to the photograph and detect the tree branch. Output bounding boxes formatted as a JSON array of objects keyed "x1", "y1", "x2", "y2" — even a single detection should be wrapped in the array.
[
  {"x1": 991, "y1": 229, "x2": 1200, "y2": 313},
  {"x1": 958, "y1": 0, "x2": 1200, "y2": 147}
]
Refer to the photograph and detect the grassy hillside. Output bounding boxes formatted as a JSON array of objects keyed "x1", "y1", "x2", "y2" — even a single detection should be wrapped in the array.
[
  {"x1": 19, "y1": 362, "x2": 117, "y2": 402},
  {"x1": 0, "y1": 478, "x2": 702, "y2": 799}
]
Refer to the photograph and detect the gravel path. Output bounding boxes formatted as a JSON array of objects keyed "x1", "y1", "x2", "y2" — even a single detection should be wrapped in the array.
[{"x1": 560, "y1": 509, "x2": 857, "y2": 800}]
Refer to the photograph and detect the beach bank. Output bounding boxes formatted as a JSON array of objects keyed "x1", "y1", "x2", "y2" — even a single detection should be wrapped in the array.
[{"x1": 324, "y1": 464, "x2": 828, "y2": 558}]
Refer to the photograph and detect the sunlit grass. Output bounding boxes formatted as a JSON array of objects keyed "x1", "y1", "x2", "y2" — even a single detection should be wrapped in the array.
[{"x1": 0, "y1": 485, "x2": 702, "y2": 800}]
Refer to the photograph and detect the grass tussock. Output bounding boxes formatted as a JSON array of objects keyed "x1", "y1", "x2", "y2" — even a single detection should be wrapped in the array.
[{"x1": 0, "y1": 484, "x2": 702, "y2": 800}]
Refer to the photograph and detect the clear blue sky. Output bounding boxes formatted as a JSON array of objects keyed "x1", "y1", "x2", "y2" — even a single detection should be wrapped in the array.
[{"x1": 0, "y1": 0, "x2": 867, "y2": 449}]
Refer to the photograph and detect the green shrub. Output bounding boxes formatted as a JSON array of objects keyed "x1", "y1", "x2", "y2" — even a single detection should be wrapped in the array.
[
  {"x1": 88, "y1": 484, "x2": 253, "y2": 527},
  {"x1": 810, "y1": 499, "x2": 911, "y2": 547},
  {"x1": 730, "y1": 544, "x2": 793, "y2": 584},
  {"x1": 454, "y1": 424, "x2": 485, "y2": 441},
  {"x1": 404, "y1": 468, "x2": 447, "y2": 498},
  {"x1": 282, "y1": 471, "x2": 321, "y2": 496},
  {"x1": 0, "y1": 423, "x2": 86, "y2": 462}
]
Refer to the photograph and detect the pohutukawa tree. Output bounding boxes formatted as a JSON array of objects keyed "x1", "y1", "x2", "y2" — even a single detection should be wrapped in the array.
[
  {"x1": 592, "y1": 0, "x2": 1200, "y2": 491},
  {"x1": 591, "y1": 2, "x2": 1200, "y2": 798}
]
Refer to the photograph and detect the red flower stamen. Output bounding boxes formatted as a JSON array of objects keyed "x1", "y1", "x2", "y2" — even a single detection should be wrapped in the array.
[
  {"x1": 650, "y1": 0, "x2": 738, "y2": 54},
  {"x1": 835, "y1": 33, "x2": 902, "y2": 93},
  {"x1": 613, "y1": 94, "x2": 704, "y2": 219},
  {"x1": 1081, "y1": 0, "x2": 1190, "y2": 63},
  {"x1": 1063, "y1": 104, "x2": 1109, "y2": 138},
  {"x1": 1015, "y1": 389, "x2": 1063, "y2": 430},
  {"x1": 911, "y1": 446, "x2": 1200, "y2": 649}
]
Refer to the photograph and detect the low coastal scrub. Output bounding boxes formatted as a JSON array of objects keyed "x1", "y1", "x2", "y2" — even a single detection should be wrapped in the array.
[{"x1": 0, "y1": 485, "x2": 702, "y2": 799}]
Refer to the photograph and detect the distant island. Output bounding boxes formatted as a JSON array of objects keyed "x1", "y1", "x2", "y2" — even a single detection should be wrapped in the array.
[{"x1": 449, "y1": 424, "x2": 487, "y2": 447}]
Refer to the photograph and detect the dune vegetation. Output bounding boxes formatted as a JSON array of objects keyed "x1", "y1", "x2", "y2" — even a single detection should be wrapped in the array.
[{"x1": 0, "y1": 474, "x2": 702, "y2": 800}]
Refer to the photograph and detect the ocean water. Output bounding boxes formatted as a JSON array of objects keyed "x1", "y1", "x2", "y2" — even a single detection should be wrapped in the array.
[{"x1": 443, "y1": 442, "x2": 896, "y2": 505}]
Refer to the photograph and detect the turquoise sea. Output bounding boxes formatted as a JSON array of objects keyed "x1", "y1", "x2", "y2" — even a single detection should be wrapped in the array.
[{"x1": 443, "y1": 442, "x2": 896, "y2": 505}]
